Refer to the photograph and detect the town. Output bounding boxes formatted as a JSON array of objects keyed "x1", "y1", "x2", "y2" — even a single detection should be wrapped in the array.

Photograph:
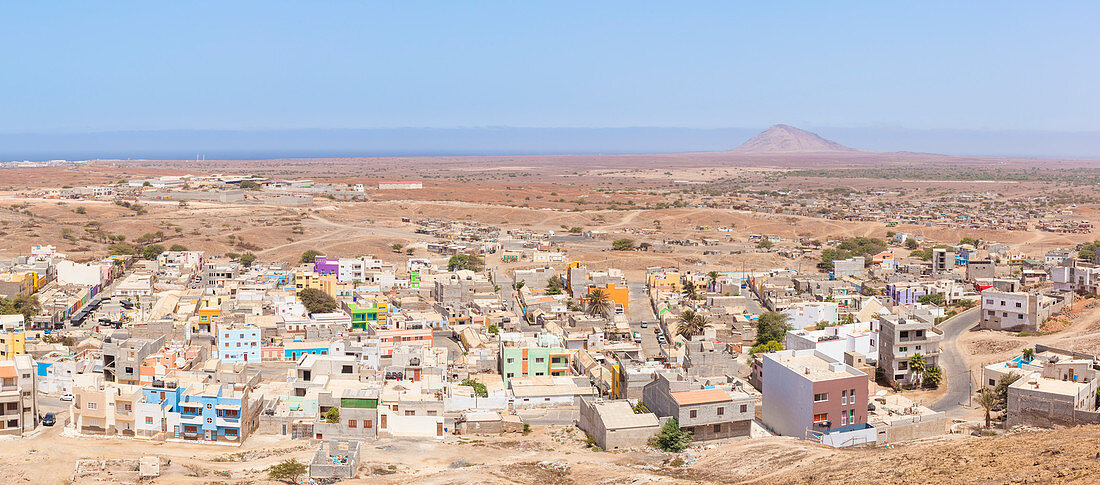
[{"x1": 0, "y1": 168, "x2": 1098, "y2": 482}]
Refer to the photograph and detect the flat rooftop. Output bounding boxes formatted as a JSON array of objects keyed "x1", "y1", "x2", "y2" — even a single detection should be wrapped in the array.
[{"x1": 767, "y1": 350, "x2": 866, "y2": 382}]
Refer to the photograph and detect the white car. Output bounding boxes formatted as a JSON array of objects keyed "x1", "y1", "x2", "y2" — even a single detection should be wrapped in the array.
[{"x1": 60, "y1": 393, "x2": 74, "y2": 402}]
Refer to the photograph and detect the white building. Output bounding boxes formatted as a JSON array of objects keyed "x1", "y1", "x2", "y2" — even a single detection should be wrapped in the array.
[
  {"x1": 785, "y1": 321, "x2": 879, "y2": 363},
  {"x1": 57, "y1": 260, "x2": 108, "y2": 287},
  {"x1": 1051, "y1": 260, "x2": 1100, "y2": 296},
  {"x1": 784, "y1": 301, "x2": 839, "y2": 329},
  {"x1": 378, "y1": 181, "x2": 423, "y2": 190}
]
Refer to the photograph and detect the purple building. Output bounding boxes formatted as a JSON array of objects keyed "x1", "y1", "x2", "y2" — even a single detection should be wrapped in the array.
[
  {"x1": 885, "y1": 283, "x2": 927, "y2": 305},
  {"x1": 313, "y1": 256, "x2": 339, "y2": 275}
]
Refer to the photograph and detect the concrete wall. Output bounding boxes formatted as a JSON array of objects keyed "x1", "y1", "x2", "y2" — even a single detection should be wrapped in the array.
[
  {"x1": 1008, "y1": 384, "x2": 1100, "y2": 428},
  {"x1": 873, "y1": 413, "x2": 946, "y2": 444}
]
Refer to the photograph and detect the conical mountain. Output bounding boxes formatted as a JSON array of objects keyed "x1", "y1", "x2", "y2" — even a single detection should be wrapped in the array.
[{"x1": 731, "y1": 124, "x2": 860, "y2": 153}]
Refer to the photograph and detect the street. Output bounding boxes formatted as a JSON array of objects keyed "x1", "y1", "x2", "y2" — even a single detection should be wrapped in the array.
[
  {"x1": 626, "y1": 281, "x2": 661, "y2": 357},
  {"x1": 930, "y1": 307, "x2": 980, "y2": 415}
]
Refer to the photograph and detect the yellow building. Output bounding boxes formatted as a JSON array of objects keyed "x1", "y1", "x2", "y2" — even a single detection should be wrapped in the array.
[
  {"x1": 0, "y1": 272, "x2": 35, "y2": 298},
  {"x1": 585, "y1": 283, "x2": 630, "y2": 311},
  {"x1": 294, "y1": 271, "x2": 348, "y2": 299},
  {"x1": 646, "y1": 272, "x2": 681, "y2": 293},
  {"x1": 0, "y1": 331, "x2": 26, "y2": 358},
  {"x1": 197, "y1": 295, "x2": 228, "y2": 323}
]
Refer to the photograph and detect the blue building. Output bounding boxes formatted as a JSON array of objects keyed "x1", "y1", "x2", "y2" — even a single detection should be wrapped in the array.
[
  {"x1": 178, "y1": 383, "x2": 257, "y2": 443},
  {"x1": 216, "y1": 324, "x2": 261, "y2": 363}
]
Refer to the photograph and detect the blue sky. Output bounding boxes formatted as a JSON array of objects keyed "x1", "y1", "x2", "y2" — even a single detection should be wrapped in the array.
[{"x1": 2, "y1": 1, "x2": 1098, "y2": 133}]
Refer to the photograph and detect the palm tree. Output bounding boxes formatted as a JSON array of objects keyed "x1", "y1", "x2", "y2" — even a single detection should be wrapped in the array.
[
  {"x1": 909, "y1": 353, "x2": 926, "y2": 388},
  {"x1": 706, "y1": 271, "x2": 719, "y2": 291},
  {"x1": 978, "y1": 389, "x2": 997, "y2": 429},
  {"x1": 1022, "y1": 348, "x2": 1035, "y2": 362},
  {"x1": 585, "y1": 289, "x2": 613, "y2": 318},
  {"x1": 681, "y1": 281, "x2": 698, "y2": 300},
  {"x1": 677, "y1": 310, "x2": 709, "y2": 339}
]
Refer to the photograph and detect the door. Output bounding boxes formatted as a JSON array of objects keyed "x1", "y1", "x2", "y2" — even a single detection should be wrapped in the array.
[
  {"x1": 380, "y1": 414, "x2": 387, "y2": 429},
  {"x1": 436, "y1": 422, "x2": 443, "y2": 437}
]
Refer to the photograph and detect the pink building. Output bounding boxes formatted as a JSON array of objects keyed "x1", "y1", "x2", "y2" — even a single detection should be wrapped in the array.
[
  {"x1": 760, "y1": 349, "x2": 872, "y2": 447},
  {"x1": 366, "y1": 326, "x2": 433, "y2": 356}
]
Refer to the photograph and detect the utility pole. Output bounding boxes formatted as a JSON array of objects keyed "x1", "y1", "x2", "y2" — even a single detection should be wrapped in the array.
[{"x1": 968, "y1": 369, "x2": 973, "y2": 407}]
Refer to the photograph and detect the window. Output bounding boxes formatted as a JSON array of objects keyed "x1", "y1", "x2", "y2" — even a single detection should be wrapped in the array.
[
  {"x1": 985, "y1": 299, "x2": 993, "y2": 305},
  {"x1": 841, "y1": 411, "x2": 848, "y2": 426},
  {"x1": 146, "y1": 417, "x2": 154, "y2": 424},
  {"x1": 365, "y1": 420, "x2": 372, "y2": 428},
  {"x1": 716, "y1": 407, "x2": 724, "y2": 416},
  {"x1": 841, "y1": 390, "x2": 847, "y2": 405},
  {"x1": 989, "y1": 379, "x2": 996, "y2": 386},
  {"x1": 850, "y1": 389, "x2": 856, "y2": 400},
  {"x1": 1016, "y1": 302, "x2": 1022, "y2": 308},
  {"x1": 207, "y1": 418, "x2": 213, "y2": 424},
  {"x1": 87, "y1": 402, "x2": 97, "y2": 410},
  {"x1": 915, "y1": 345, "x2": 921, "y2": 351},
  {"x1": 813, "y1": 393, "x2": 828, "y2": 402},
  {"x1": 689, "y1": 410, "x2": 697, "y2": 419},
  {"x1": 1018, "y1": 314, "x2": 1024, "y2": 319},
  {"x1": 405, "y1": 410, "x2": 415, "y2": 416},
  {"x1": 224, "y1": 428, "x2": 238, "y2": 436},
  {"x1": 898, "y1": 361, "x2": 908, "y2": 370},
  {"x1": 813, "y1": 413, "x2": 828, "y2": 424},
  {"x1": 714, "y1": 424, "x2": 722, "y2": 433},
  {"x1": 348, "y1": 420, "x2": 357, "y2": 428},
  {"x1": 899, "y1": 331, "x2": 908, "y2": 338},
  {"x1": 535, "y1": 358, "x2": 545, "y2": 364},
  {"x1": 899, "y1": 347, "x2": 908, "y2": 352},
  {"x1": 506, "y1": 358, "x2": 515, "y2": 364},
  {"x1": 740, "y1": 404, "x2": 748, "y2": 413}
]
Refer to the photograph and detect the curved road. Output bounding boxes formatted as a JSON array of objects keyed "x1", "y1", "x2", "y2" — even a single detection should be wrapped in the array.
[{"x1": 930, "y1": 307, "x2": 980, "y2": 415}]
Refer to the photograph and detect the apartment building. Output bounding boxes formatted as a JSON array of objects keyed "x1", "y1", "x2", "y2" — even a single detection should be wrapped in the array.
[
  {"x1": 103, "y1": 334, "x2": 166, "y2": 384},
  {"x1": 932, "y1": 248, "x2": 955, "y2": 273},
  {"x1": 499, "y1": 333, "x2": 572, "y2": 386},
  {"x1": 877, "y1": 315, "x2": 942, "y2": 387},
  {"x1": 0, "y1": 331, "x2": 26, "y2": 359},
  {"x1": 0, "y1": 355, "x2": 38, "y2": 435},
  {"x1": 979, "y1": 289, "x2": 1074, "y2": 332},
  {"x1": 642, "y1": 375, "x2": 754, "y2": 441},
  {"x1": 216, "y1": 324, "x2": 261, "y2": 363},
  {"x1": 342, "y1": 296, "x2": 389, "y2": 331},
  {"x1": 178, "y1": 381, "x2": 262, "y2": 443},
  {"x1": 760, "y1": 349, "x2": 871, "y2": 446},
  {"x1": 202, "y1": 260, "x2": 239, "y2": 287},
  {"x1": 69, "y1": 374, "x2": 142, "y2": 436},
  {"x1": 1051, "y1": 259, "x2": 1100, "y2": 296},
  {"x1": 831, "y1": 256, "x2": 865, "y2": 279}
]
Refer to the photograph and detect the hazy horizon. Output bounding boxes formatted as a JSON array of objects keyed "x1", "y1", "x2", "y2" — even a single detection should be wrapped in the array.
[{"x1": 4, "y1": 125, "x2": 1100, "y2": 162}]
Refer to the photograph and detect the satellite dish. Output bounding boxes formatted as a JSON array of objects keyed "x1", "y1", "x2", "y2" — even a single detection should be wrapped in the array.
[{"x1": 875, "y1": 390, "x2": 888, "y2": 397}]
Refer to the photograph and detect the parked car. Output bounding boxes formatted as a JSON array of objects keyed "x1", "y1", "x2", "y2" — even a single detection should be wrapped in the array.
[
  {"x1": 60, "y1": 393, "x2": 74, "y2": 402},
  {"x1": 640, "y1": 321, "x2": 648, "y2": 328},
  {"x1": 41, "y1": 413, "x2": 55, "y2": 426}
]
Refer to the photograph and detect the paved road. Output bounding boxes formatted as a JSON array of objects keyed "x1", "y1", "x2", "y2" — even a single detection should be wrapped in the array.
[
  {"x1": 626, "y1": 281, "x2": 661, "y2": 358},
  {"x1": 743, "y1": 290, "x2": 765, "y2": 315},
  {"x1": 930, "y1": 307, "x2": 980, "y2": 415}
]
